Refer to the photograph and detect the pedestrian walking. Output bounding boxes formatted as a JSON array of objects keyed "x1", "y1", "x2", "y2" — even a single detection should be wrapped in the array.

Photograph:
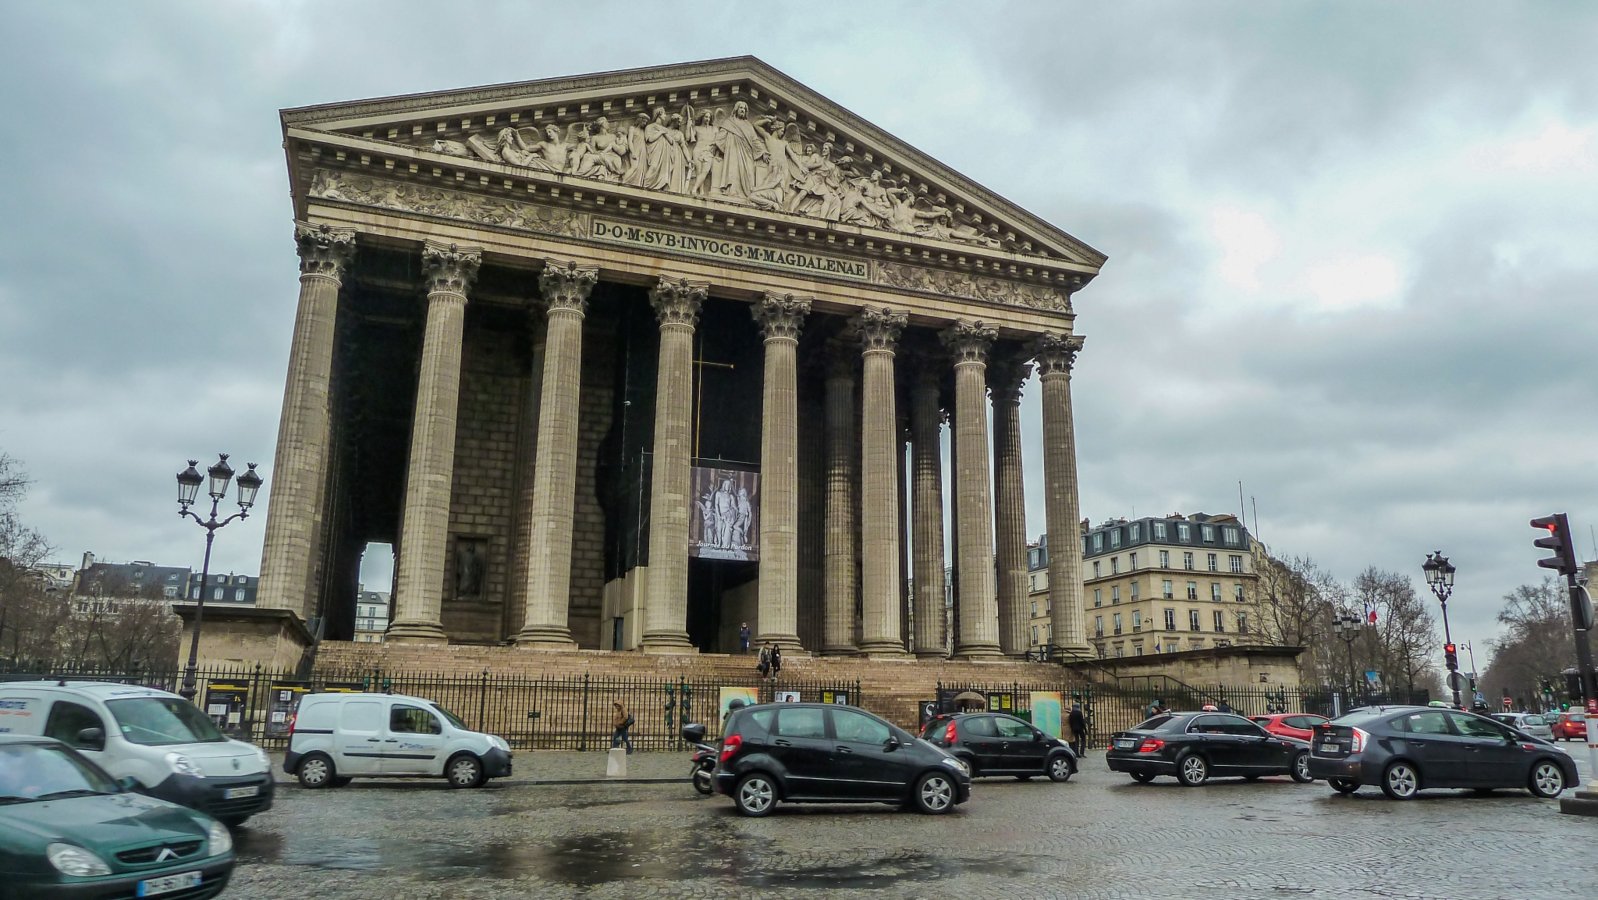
[
  {"x1": 769, "y1": 644, "x2": 782, "y2": 679},
  {"x1": 757, "y1": 645, "x2": 771, "y2": 677},
  {"x1": 611, "y1": 700, "x2": 634, "y2": 754},
  {"x1": 1068, "y1": 704, "x2": 1088, "y2": 759},
  {"x1": 739, "y1": 622, "x2": 751, "y2": 653}
]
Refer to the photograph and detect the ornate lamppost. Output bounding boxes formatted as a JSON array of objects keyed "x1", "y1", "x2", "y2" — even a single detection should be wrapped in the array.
[
  {"x1": 175, "y1": 454, "x2": 263, "y2": 701},
  {"x1": 1332, "y1": 612, "x2": 1362, "y2": 703},
  {"x1": 1422, "y1": 550, "x2": 1461, "y2": 707}
]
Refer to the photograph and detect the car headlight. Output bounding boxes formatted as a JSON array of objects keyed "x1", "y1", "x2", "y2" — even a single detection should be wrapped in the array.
[
  {"x1": 206, "y1": 819, "x2": 233, "y2": 856},
  {"x1": 46, "y1": 843, "x2": 111, "y2": 876},
  {"x1": 252, "y1": 745, "x2": 271, "y2": 770},
  {"x1": 489, "y1": 736, "x2": 509, "y2": 752},
  {"x1": 940, "y1": 756, "x2": 969, "y2": 774},
  {"x1": 165, "y1": 752, "x2": 204, "y2": 778}
]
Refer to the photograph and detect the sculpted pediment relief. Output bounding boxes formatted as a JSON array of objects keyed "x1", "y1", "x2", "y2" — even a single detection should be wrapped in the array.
[{"x1": 283, "y1": 57, "x2": 1106, "y2": 273}]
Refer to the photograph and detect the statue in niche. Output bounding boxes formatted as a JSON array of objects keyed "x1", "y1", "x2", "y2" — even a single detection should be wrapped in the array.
[
  {"x1": 456, "y1": 540, "x2": 486, "y2": 598},
  {"x1": 710, "y1": 100, "x2": 767, "y2": 202}
]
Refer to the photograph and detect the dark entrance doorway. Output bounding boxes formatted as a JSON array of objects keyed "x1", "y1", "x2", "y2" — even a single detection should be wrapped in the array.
[{"x1": 687, "y1": 558, "x2": 757, "y2": 653}]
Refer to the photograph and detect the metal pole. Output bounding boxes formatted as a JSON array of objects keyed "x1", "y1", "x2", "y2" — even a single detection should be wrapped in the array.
[
  {"x1": 179, "y1": 496, "x2": 221, "y2": 701},
  {"x1": 1440, "y1": 601, "x2": 1461, "y2": 707},
  {"x1": 1563, "y1": 572, "x2": 1598, "y2": 791}
]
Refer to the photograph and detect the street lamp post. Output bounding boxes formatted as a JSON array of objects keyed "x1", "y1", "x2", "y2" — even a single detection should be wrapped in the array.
[
  {"x1": 1332, "y1": 612, "x2": 1362, "y2": 704},
  {"x1": 175, "y1": 454, "x2": 263, "y2": 701},
  {"x1": 1422, "y1": 550, "x2": 1461, "y2": 707}
]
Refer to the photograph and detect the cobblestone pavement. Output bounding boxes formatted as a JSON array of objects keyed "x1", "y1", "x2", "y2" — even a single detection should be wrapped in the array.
[{"x1": 232, "y1": 750, "x2": 1597, "y2": 900}]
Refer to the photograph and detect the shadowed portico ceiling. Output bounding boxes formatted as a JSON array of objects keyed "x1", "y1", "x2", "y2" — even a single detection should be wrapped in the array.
[{"x1": 282, "y1": 56, "x2": 1105, "y2": 312}]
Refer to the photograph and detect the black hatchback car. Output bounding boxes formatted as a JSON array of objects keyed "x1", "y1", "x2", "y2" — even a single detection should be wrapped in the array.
[
  {"x1": 1308, "y1": 705, "x2": 1578, "y2": 800},
  {"x1": 714, "y1": 703, "x2": 971, "y2": 817},
  {"x1": 919, "y1": 712, "x2": 1077, "y2": 782},
  {"x1": 1106, "y1": 712, "x2": 1314, "y2": 786}
]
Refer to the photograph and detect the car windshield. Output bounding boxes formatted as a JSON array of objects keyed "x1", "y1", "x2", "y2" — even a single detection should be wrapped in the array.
[
  {"x1": 0, "y1": 743, "x2": 118, "y2": 803},
  {"x1": 430, "y1": 704, "x2": 469, "y2": 730},
  {"x1": 105, "y1": 697, "x2": 225, "y2": 746}
]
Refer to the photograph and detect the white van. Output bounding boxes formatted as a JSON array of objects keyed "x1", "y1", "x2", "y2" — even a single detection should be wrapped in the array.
[
  {"x1": 284, "y1": 692, "x2": 512, "y2": 788},
  {"x1": 0, "y1": 680, "x2": 274, "y2": 824}
]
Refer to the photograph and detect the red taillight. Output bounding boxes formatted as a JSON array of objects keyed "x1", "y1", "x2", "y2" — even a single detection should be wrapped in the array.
[
  {"x1": 944, "y1": 721, "x2": 958, "y2": 744},
  {"x1": 1137, "y1": 738, "x2": 1165, "y2": 753},
  {"x1": 719, "y1": 734, "x2": 743, "y2": 763},
  {"x1": 1351, "y1": 727, "x2": 1369, "y2": 753}
]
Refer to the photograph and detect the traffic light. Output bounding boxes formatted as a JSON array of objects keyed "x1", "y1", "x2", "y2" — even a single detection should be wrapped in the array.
[
  {"x1": 1531, "y1": 513, "x2": 1579, "y2": 576},
  {"x1": 1444, "y1": 642, "x2": 1459, "y2": 671}
]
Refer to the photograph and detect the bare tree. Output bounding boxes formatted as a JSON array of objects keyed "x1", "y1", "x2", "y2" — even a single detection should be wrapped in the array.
[
  {"x1": 1252, "y1": 543, "x2": 1344, "y2": 683},
  {"x1": 0, "y1": 453, "x2": 56, "y2": 665},
  {"x1": 1480, "y1": 578, "x2": 1572, "y2": 710},
  {"x1": 1351, "y1": 568, "x2": 1441, "y2": 700}
]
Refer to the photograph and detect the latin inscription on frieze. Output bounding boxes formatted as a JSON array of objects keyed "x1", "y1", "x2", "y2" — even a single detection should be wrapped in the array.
[{"x1": 589, "y1": 218, "x2": 869, "y2": 282}]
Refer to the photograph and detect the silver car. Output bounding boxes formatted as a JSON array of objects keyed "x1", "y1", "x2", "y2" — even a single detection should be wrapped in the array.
[{"x1": 1491, "y1": 712, "x2": 1555, "y2": 741}]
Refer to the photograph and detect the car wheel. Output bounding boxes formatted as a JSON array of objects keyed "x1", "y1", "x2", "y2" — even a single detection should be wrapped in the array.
[
  {"x1": 1328, "y1": 777, "x2": 1358, "y2": 795},
  {"x1": 1130, "y1": 771, "x2": 1155, "y2": 783},
  {"x1": 1529, "y1": 760, "x2": 1567, "y2": 799},
  {"x1": 1290, "y1": 751, "x2": 1314, "y2": 784},
  {"x1": 913, "y1": 772, "x2": 956, "y2": 814},
  {"x1": 296, "y1": 752, "x2": 334, "y2": 789},
  {"x1": 1380, "y1": 761, "x2": 1419, "y2": 800},
  {"x1": 692, "y1": 767, "x2": 715, "y2": 796},
  {"x1": 1047, "y1": 754, "x2": 1074, "y2": 783},
  {"x1": 734, "y1": 773, "x2": 777, "y2": 817},
  {"x1": 446, "y1": 753, "x2": 485, "y2": 789},
  {"x1": 1176, "y1": 753, "x2": 1209, "y2": 787},
  {"x1": 218, "y1": 815, "x2": 249, "y2": 827}
]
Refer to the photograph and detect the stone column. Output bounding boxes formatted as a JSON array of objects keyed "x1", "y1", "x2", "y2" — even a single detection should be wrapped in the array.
[
  {"x1": 909, "y1": 367, "x2": 948, "y2": 658},
  {"x1": 1033, "y1": 332, "x2": 1092, "y2": 657},
  {"x1": 990, "y1": 352, "x2": 1032, "y2": 657},
  {"x1": 641, "y1": 277, "x2": 707, "y2": 654},
  {"x1": 517, "y1": 260, "x2": 599, "y2": 648},
  {"x1": 821, "y1": 344, "x2": 858, "y2": 655},
  {"x1": 942, "y1": 319, "x2": 1003, "y2": 659},
  {"x1": 753, "y1": 293, "x2": 811, "y2": 652},
  {"x1": 389, "y1": 243, "x2": 481, "y2": 643},
  {"x1": 258, "y1": 222, "x2": 355, "y2": 621},
  {"x1": 853, "y1": 307, "x2": 908, "y2": 656}
]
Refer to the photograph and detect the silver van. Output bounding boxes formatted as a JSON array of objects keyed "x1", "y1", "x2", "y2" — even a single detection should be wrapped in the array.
[
  {"x1": 284, "y1": 692, "x2": 512, "y2": 788},
  {"x1": 0, "y1": 680, "x2": 274, "y2": 825}
]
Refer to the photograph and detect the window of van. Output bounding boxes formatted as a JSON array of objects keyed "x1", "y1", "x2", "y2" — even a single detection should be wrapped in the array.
[
  {"x1": 105, "y1": 697, "x2": 224, "y2": 746},
  {"x1": 430, "y1": 704, "x2": 469, "y2": 731},
  {"x1": 390, "y1": 705, "x2": 442, "y2": 735},
  {"x1": 44, "y1": 701, "x2": 106, "y2": 750}
]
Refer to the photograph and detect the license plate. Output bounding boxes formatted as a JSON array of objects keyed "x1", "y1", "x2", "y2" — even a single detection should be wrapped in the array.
[
  {"x1": 1114, "y1": 738, "x2": 1135, "y2": 749},
  {"x1": 137, "y1": 871, "x2": 202, "y2": 897},
  {"x1": 1318, "y1": 743, "x2": 1339, "y2": 753},
  {"x1": 223, "y1": 785, "x2": 260, "y2": 799}
]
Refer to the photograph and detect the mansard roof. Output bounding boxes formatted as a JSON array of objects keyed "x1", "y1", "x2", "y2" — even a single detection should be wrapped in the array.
[{"x1": 280, "y1": 57, "x2": 1106, "y2": 278}]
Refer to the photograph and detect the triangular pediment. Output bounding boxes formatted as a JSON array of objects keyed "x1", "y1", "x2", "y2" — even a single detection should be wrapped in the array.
[{"x1": 282, "y1": 57, "x2": 1105, "y2": 274}]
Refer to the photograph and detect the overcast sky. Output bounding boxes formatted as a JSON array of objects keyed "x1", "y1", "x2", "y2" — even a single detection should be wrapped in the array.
[{"x1": 3, "y1": 2, "x2": 1595, "y2": 667}]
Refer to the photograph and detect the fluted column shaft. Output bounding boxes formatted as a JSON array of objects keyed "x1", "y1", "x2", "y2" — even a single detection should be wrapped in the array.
[
  {"x1": 390, "y1": 243, "x2": 482, "y2": 643},
  {"x1": 754, "y1": 294, "x2": 810, "y2": 652},
  {"x1": 855, "y1": 308, "x2": 908, "y2": 655},
  {"x1": 910, "y1": 372, "x2": 948, "y2": 658},
  {"x1": 258, "y1": 222, "x2": 354, "y2": 621},
  {"x1": 641, "y1": 278, "x2": 707, "y2": 653},
  {"x1": 822, "y1": 349, "x2": 858, "y2": 655},
  {"x1": 944, "y1": 320, "x2": 1002, "y2": 658},
  {"x1": 1035, "y1": 333, "x2": 1091, "y2": 656},
  {"x1": 991, "y1": 356, "x2": 1031, "y2": 657},
  {"x1": 518, "y1": 261, "x2": 598, "y2": 648}
]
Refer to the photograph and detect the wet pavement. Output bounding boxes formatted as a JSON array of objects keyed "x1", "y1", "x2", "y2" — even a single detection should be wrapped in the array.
[{"x1": 231, "y1": 750, "x2": 1598, "y2": 899}]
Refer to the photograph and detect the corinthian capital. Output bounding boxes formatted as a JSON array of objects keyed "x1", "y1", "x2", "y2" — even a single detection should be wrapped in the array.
[
  {"x1": 649, "y1": 276, "x2": 707, "y2": 328},
  {"x1": 753, "y1": 293, "x2": 812, "y2": 342},
  {"x1": 422, "y1": 242, "x2": 482, "y2": 296},
  {"x1": 538, "y1": 259, "x2": 598, "y2": 314},
  {"x1": 1031, "y1": 332, "x2": 1085, "y2": 377},
  {"x1": 851, "y1": 306, "x2": 908, "y2": 354},
  {"x1": 987, "y1": 351, "x2": 1032, "y2": 404},
  {"x1": 940, "y1": 319, "x2": 998, "y2": 366},
  {"x1": 294, "y1": 221, "x2": 356, "y2": 279}
]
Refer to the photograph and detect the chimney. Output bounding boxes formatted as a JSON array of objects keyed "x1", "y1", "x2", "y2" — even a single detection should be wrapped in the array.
[{"x1": 80, "y1": 550, "x2": 95, "y2": 571}]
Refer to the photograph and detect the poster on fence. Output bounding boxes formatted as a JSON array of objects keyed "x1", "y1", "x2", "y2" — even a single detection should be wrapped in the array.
[
  {"x1": 266, "y1": 680, "x2": 310, "y2": 735},
  {"x1": 1029, "y1": 691, "x2": 1064, "y2": 738},
  {"x1": 986, "y1": 692, "x2": 1014, "y2": 713},
  {"x1": 774, "y1": 690, "x2": 800, "y2": 703},
  {"x1": 719, "y1": 686, "x2": 759, "y2": 722},
  {"x1": 203, "y1": 682, "x2": 249, "y2": 731}
]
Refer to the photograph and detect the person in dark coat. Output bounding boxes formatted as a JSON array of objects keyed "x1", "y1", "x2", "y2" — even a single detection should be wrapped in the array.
[
  {"x1": 769, "y1": 644, "x2": 782, "y2": 679},
  {"x1": 1068, "y1": 704, "x2": 1088, "y2": 758}
]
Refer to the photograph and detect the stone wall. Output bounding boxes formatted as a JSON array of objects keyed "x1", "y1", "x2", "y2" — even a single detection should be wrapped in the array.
[{"x1": 1073, "y1": 645, "x2": 1305, "y2": 690}]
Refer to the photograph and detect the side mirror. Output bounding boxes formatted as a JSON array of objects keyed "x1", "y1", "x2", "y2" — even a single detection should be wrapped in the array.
[
  {"x1": 1032, "y1": 731, "x2": 1044, "y2": 743},
  {"x1": 883, "y1": 736, "x2": 901, "y2": 752},
  {"x1": 76, "y1": 727, "x2": 105, "y2": 752},
  {"x1": 115, "y1": 776, "x2": 140, "y2": 793}
]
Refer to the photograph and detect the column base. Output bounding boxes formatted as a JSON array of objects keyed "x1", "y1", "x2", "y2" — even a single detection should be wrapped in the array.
[
  {"x1": 819, "y1": 645, "x2": 859, "y2": 657},
  {"x1": 915, "y1": 649, "x2": 951, "y2": 660},
  {"x1": 756, "y1": 633, "x2": 807, "y2": 655},
  {"x1": 857, "y1": 640, "x2": 907, "y2": 657},
  {"x1": 641, "y1": 631, "x2": 697, "y2": 655},
  {"x1": 515, "y1": 625, "x2": 576, "y2": 649},
  {"x1": 386, "y1": 620, "x2": 448, "y2": 644},
  {"x1": 954, "y1": 642, "x2": 1004, "y2": 660}
]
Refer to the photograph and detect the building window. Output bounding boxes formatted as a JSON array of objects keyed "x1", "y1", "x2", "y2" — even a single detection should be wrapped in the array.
[
  {"x1": 1186, "y1": 581, "x2": 1198, "y2": 600},
  {"x1": 1029, "y1": 574, "x2": 1038, "y2": 592},
  {"x1": 1207, "y1": 553, "x2": 1218, "y2": 572},
  {"x1": 1092, "y1": 561, "x2": 1101, "y2": 578},
  {"x1": 1235, "y1": 583, "x2": 1246, "y2": 602},
  {"x1": 1237, "y1": 612, "x2": 1249, "y2": 634},
  {"x1": 1189, "y1": 610, "x2": 1201, "y2": 631},
  {"x1": 1177, "y1": 523, "x2": 1191, "y2": 541},
  {"x1": 163, "y1": 587, "x2": 178, "y2": 599},
  {"x1": 1166, "y1": 641, "x2": 1179, "y2": 653},
  {"x1": 1183, "y1": 552, "x2": 1194, "y2": 570},
  {"x1": 1158, "y1": 550, "x2": 1170, "y2": 568},
  {"x1": 1162, "y1": 580, "x2": 1174, "y2": 599},
  {"x1": 1133, "y1": 643, "x2": 1144, "y2": 656},
  {"x1": 1132, "y1": 610, "x2": 1142, "y2": 629},
  {"x1": 1031, "y1": 625, "x2": 1038, "y2": 645},
  {"x1": 1094, "y1": 588, "x2": 1102, "y2": 607},
  {"x1": 1211, "y1": 583, "x2": 1223, "y2": 601},
  {"x1": 1111, "y1": 586, "x2": 1120, "y2": 604},
  {"x1": 1113, "y1": 613, "x2": 1122, "y2": 635},
  {"x1": 1129, "y1": 551, "x2": 1138, "y2": 570},
  {"x1": 1110, "y1": 530, "x2": 1121, "y2": 548},
  {"x1": 1129, "y1": 523, "x2": 1141, "y2": 541},
  {"x1": 1111, "y1": 557, "x2": 1120, "y2": 575},
  {"x1": 1224, "y1": 527, "x2": 1239, "y2": 545},
  {"x1": 212, "y1": 587, "x2": 223, "y2": 601},
  {"x1": 1153, "y1": 522, "x2": 1167, "y2": 540},
  {"x1": 1092, "y1": 533, "x2": 1103, "y2": 551},
  {"x1": 191, "y1": 587, "x2": 200, "y2": 600},
  {"x1": 1202, "y1": 524, "x2": 1216, "y2": 542},
  {"x1": 1046, "y1": 623, "x2": 1053, "y2": 640},
  {"x1": 1094, "y1": 616, "x2": 1104, "y2": 638},
  {"x1": 1213, "y1": 609, "x2": 1225, "y2": 632},
  {"x1": 1113, "y1": 644, "x2": 1124, "y2": 658},
  {"x1": 1229, "y1": 554, "x2": 1244, "y2": 573},
  {"x1": 1164, "y1": 608, "x2": 1176, "y2": 630},
  {"x1": 1130, "y1": 581, "x2": 1140, "y2": 601},
  {"x1": 235, "y1": 589, "x2": 246, "y2": 602},
  {"x1": 1030, "y1": 601, "x2": 1038, "y2": 617}
]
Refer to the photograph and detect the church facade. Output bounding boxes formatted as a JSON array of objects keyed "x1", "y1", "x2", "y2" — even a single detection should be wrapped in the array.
[{"x1": 255, "y1": 57, "x2": 1105, "y2": 661}]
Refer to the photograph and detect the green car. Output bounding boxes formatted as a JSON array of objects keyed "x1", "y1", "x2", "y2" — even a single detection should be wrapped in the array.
[{"x1": 0, "y1": 734, "x2": 235, "y2": 899}]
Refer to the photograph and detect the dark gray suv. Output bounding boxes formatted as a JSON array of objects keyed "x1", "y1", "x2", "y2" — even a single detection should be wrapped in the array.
[{"x1": 713, "y1": 703, "x2": 971, "y2": 817}]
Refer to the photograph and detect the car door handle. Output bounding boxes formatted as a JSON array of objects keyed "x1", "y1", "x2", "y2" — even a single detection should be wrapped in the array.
[
  {"x1": 367, "y1": 738, "x2": 381, "y2": 742},
  {"x1": 383, "y1": 739, "x2": 398, "y2": 743},
  {"x1": 836, "y1": 746, "x2": 853, "y2": 754},
  {"x1": 774, "y1": 739, "x2": 792, "y2": 746}
]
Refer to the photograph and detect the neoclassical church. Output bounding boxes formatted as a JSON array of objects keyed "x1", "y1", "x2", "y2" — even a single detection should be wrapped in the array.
[{"x1": 252, "y1": 57, "x2": 1105, "y2": 662}]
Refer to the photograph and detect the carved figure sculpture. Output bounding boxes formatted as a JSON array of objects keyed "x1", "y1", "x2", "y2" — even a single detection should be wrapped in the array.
[
  {"x1": 623, "y1": 113, "x2": 650, "y2": 187},
  {"x1": 571, "y1": 116, "x2": 628, "y2": 182},
  {"x1": 748, "y1": 118, "x2": 803, "y2": 211},
  {"x1": 712, "y1": 101, "x2": 767, "y2": 203},
  {"x1": 643, "y1": 107, "x2": 689, "y2": 192},
  {"x1": 495, "y1": 124, "x2": 572, "y2": 173}
]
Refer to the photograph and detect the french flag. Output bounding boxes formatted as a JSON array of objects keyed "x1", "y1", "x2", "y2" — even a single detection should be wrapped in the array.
[{"x1": 1364, "y1": 601, "x2": 1378, "y2": 625}]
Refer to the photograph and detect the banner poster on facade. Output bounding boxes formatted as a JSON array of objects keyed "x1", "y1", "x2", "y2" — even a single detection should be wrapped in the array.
[
  {"x1": 690, "y1": 466, "x2": 760, "y2": 561},
  {"x1": 719, "y1": 686, "x2": 759, "y2": 722},
  {"x1": 1029, "y1": 691, "x2": 1064, "y2": 738}
]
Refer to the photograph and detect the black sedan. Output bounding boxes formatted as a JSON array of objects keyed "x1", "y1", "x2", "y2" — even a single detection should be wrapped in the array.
[
  {"x1": 919, "y1": 712, "x2": 1078, "y2": 782},
  {"x1": 1308, "y1": 705, "x2": 1578, "y2": 800},
  {"x1": 1106, "y1": 712, "x2": 1314, "y2": 786},
  {"x1": 714, "y1": 702, "x2": 971, "y2": 817}
]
